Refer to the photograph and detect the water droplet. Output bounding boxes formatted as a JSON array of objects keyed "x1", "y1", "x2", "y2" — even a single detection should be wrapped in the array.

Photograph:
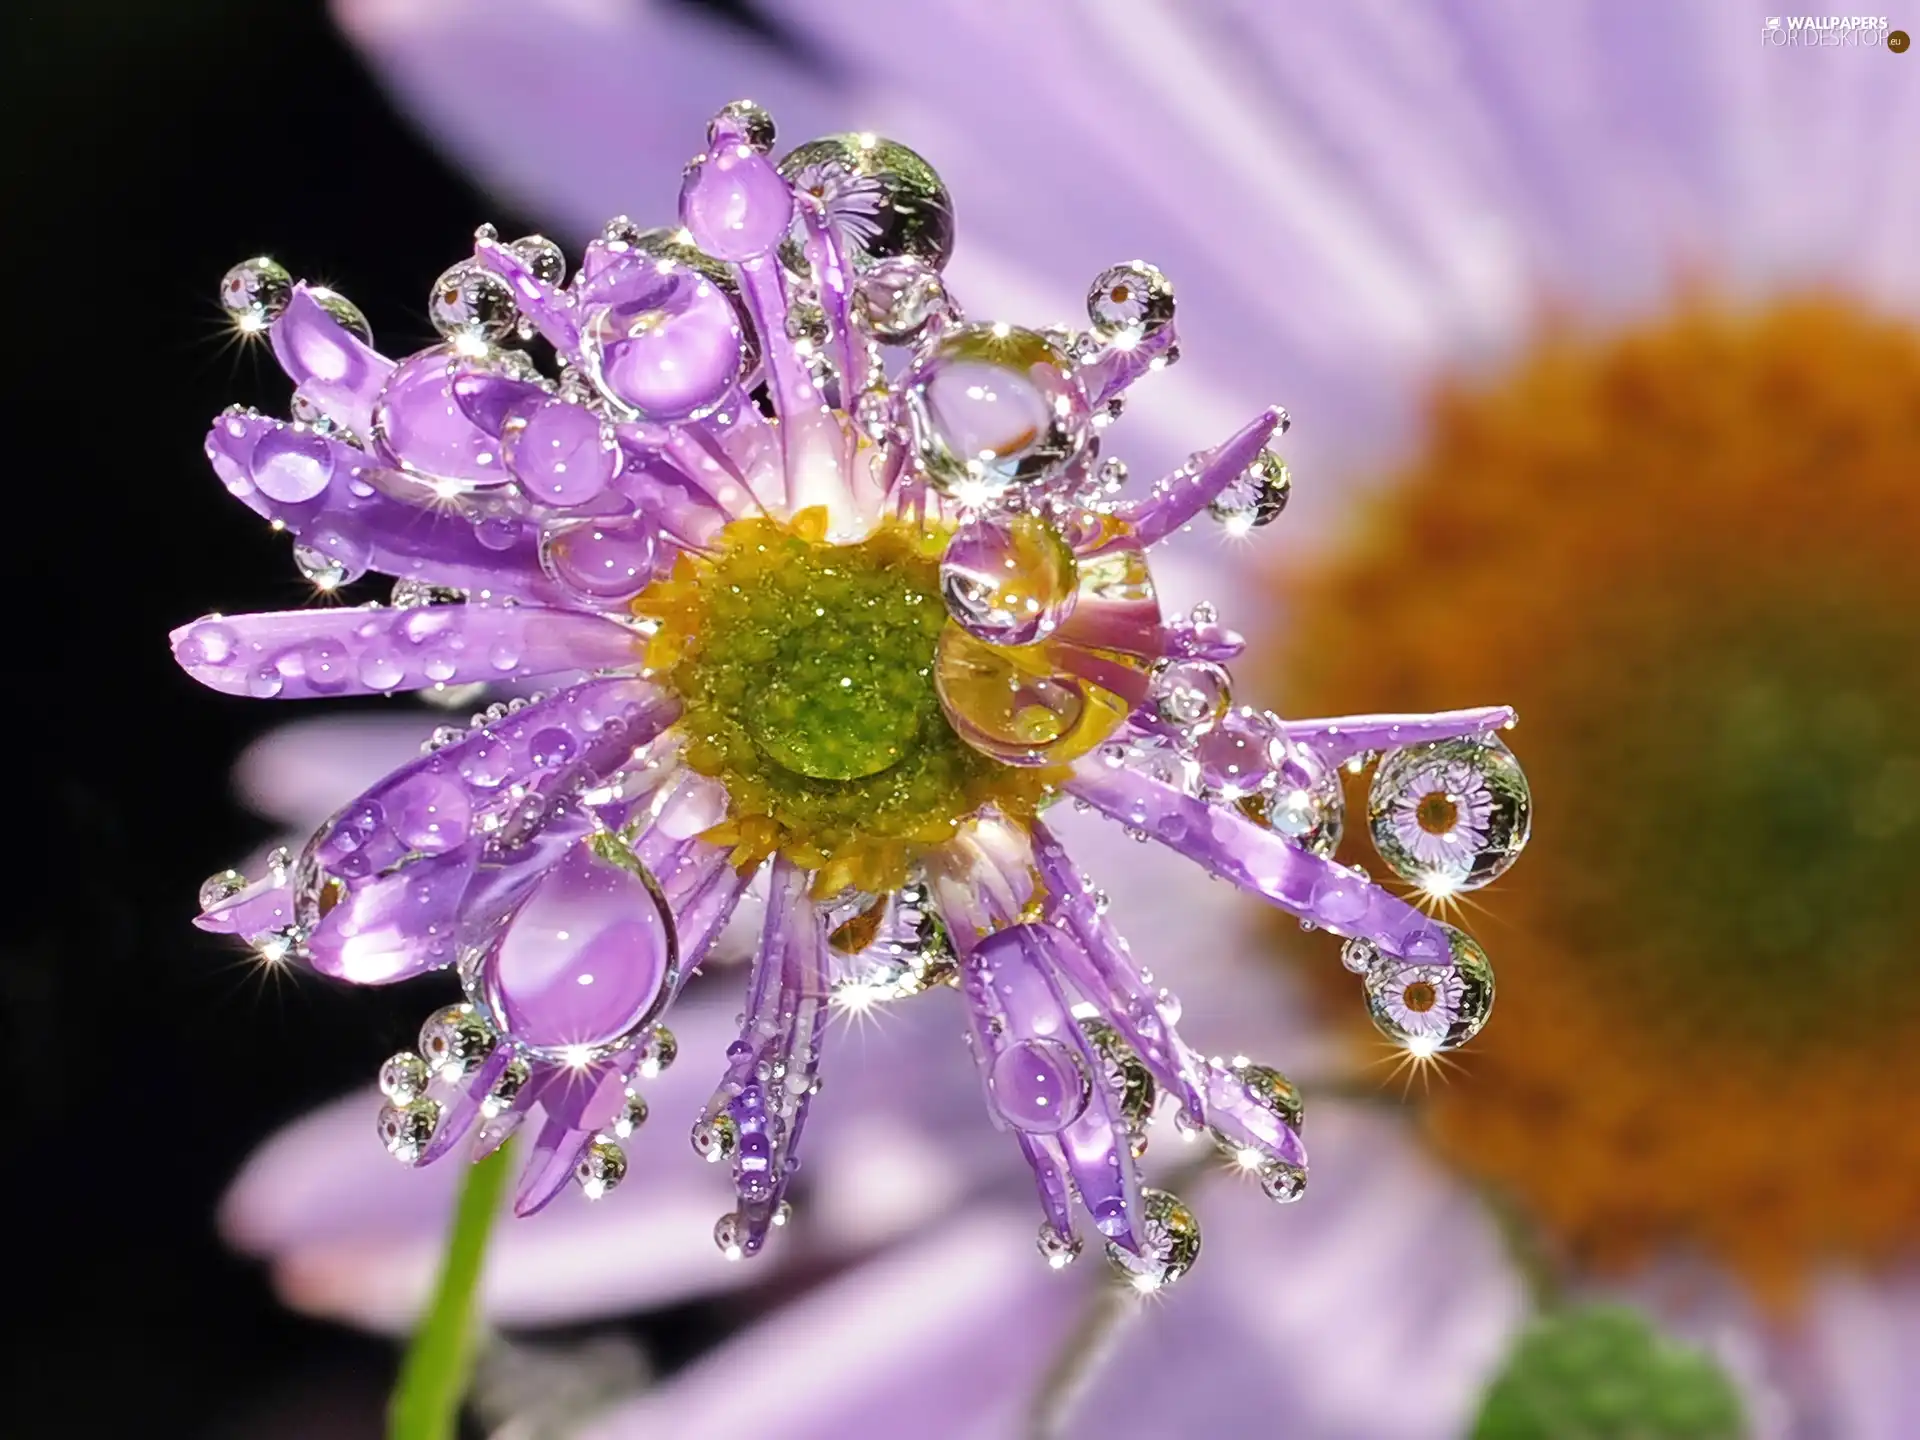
[
  {"x1": 293, "y1": 543, "x2": 349, "y2": 590},
  {"x1": 391, "y1": 579, "x2": 467, "y2": 609},
  {"x1": 377, "y1": 1098, "x2": 441, "y2": 1164},
  {"x1": 1363, "y1": 925, "x2": 1495, "y2": 1053},
  {"x1": 904, "y1": 325, "x2": 1091, "y2": 501},
  {"x1": 1207, "y1": 450, "x2": 1291, "y2": 531},
  {"x1": 1259, "y1": 1161, "x2": 1308, "y2": 1204},
  {"x1": 578, "y1": 279, "x2": 742, "y2": 422},
  {"x1": 1235, "y1": 1061, "x2": 1305, "y2": 1134},
  {"x1": 1368, "y1": 734, "x2": 1532, "y2": 893},
  {"x1": 305, "y1": 287, "x2": 373, "y2": 346},
  {"x1": 386, "y1": 772, "x2": 472, "y2": 852},
  {"x1": 483, "y1": 1055, "x2": 532, "y2": 1118},
  {"x1": 935, "y1": 625, "x2": 1091, "y2": 767},
  {"x1": 634, "y1": 1024, "x2": 678, "y2": 1079},
  {"x1": 417, "y1": 1003, "x2": 497, "y2": 1080},
  {"x1": 1086, "y1": 261, "x2": 1175, "y2": 343},
  {"x1": 941, "y1": 511, "x2": 1079, "y2": 645},
  {"x1": 477, "y1": 837, "x2": 675, "y2": 1057},
  {"x1": 428, "y1": 260, "x2": 520, "y2": 344},
  {"x1": 1242, "y1": 743, "x2": 1345, "y2": 858},
  {"x1": 1036, "y1": 1221, "x2": 1083, "y2": 1269},
  {"x1": 1340, "y1": 936, "x2": 1381, "y2": 975},
  {"x1": 219, "y1": 256, "x2": 293, "y2": 333},
  {"x1": 708, "y1": 98, "x2": 776, "y2": 153},
  {"x1": 378, "y1": 1050, "x2": 430, "y2": 1105},
  {"x1": 1147, "y1": 657, "x2": 1231, "y2": 733},
  {"x1": 851, "y1": 256, "x2": 951, "y2": 341},
  {"x1": 371, "y1": 345, "x2": 510, "y2": 484},
  {"x1": 1080, "y1": 1019, "x2": 1157, "y2": 1144},
  {"x1": 989, "y1": 1036, "x2": 1091, "y2": 1134},
  {"x1": 1194, "y1": 708, "x2": 1282, "y2": 798},
  {"x1": 712, "y1": 1210, "x2": 746, "y2": 1259},
  {"x1": 612, "y1": 1090, "x2": 649, "y2": 1138},
  {"x1": 1104, "y1": 1188, "x2": 1201, "y2": 1291},
  {"x1": 198, "y1": 869, "x2": 248, "y2": 911},
  {"x1": 691, "y1": 1113, "x2": 737, "y2": 1163},
  {"x1": 508, "y1": 234, "x2": 567, "y2": 287},
  {"x1": 356, "y1": 645, "x2": 406, "y2": 692},
  {"x1": 249, "y1": 426, "x2": 335, "y2": 504},
  {"x1": 503, "y1": 398, "x2": 618, "y2": 508},
  {"x1": 574, "y1": 1138, "x2": 628, "y2": 1200},
  {"x1": 776, "y1": 133, "x2": 954, "y2": 270},
  {"x1": 539, "y1": 516, "x2": 658, "y2": 602},
  {"x1": 826, "y1": 884, "x2": 955, "y2": 1004}
]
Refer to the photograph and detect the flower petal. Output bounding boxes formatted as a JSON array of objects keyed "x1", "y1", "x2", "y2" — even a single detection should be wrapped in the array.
[
  {"x1": 236, "y1": 714, "x2": 443, "y2": 828},
  {"x1": 1069, "y1": 1104, "x2": 1526, "y2": 1439},
  {"x1": 578, "y1": 1210, "x2": 1080, "y2": 1440},
  {"x1": 333, "y1": 0, "x2": 841, "y2": 239},
  {"x1": 171, "y1": 604, "x2": 640, "y2": 699}
]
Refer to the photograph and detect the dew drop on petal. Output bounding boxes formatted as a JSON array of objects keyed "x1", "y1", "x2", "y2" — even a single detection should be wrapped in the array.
[{"x1": 989, "y1": 1036, "x2": 1090, "y2": 1134}]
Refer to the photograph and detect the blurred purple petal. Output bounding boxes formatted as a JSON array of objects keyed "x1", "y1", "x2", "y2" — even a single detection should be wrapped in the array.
[
  {"x1": 236, "y1": 715, "x2": 444, "y2": 827},
  {"x1": 1806, "y1": 1273, "x2": 1920, "y2": 1440},
  {"x1": 580, "y1": 1211, "x2": 1078, "y2": 1440},
  {"x1": 1073, "y1": 1106, "x2": 1527, "y2": 1439},
  {"x1": 222, "y1": 982, "x2": 999, "y2": 1329},
  {"x1": 333, "y1": 0, "x2": 841, "y2": 239}
]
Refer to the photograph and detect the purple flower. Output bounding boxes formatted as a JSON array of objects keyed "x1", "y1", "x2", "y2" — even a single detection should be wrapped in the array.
[
  {"x1": 180, "y1": 102, "x2": 1531, "y2": 1281},
  {"x1": 211, "y1": 1, "x2": 1920, "y2": 1434}
]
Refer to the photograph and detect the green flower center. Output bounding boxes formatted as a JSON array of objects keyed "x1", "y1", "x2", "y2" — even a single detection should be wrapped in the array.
[
  {"x1": 745, "y1": 615, "x2": 934, "y2": 781},
  {"x1": 1580, "y1": 604, "x2": 1920, "y2": 1053},
  {"x1": 637, "y1": 513, "x2": 1056, "y2": 894}
]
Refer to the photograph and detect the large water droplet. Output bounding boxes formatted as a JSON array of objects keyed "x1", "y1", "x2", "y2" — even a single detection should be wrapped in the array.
[
  {"x1": 504, "y1": 398, "x2": 618, "y2": 508},
  {"x1": 776, "y1": 133, "x2": 954, "y2": 270},
  {"x1": 476, "y1": 834, "x2": 677, "y2": 1058},
  {"x1": 851, "y1": 256, "x2": 951, "y2": 342},
  {"x1": 904, "y1": 325, "x2": 1091, "y2": 501},
  {"x1": 941, "y1": 511, "x2": 1078, "y2": 646},
  {"x1": 1194, "y1": 708, "x2": 1283, "y2": 798},
  {"x1": 249, "y1": 426, "x2": 335, "y2": 504},
  {"x1": 219, "y1": 256, "x2": 292, "y2": 333},
  {"x1": 539, "y1": 516, "x2": 657, "y2": 601},
  {"x1": 578, "y1": 278, "x2": 741, "y2": 421},
  {"x1": 1368, "y1": 734, "x2": 1532, "y2": 894},
  {"x1": 989, "y1": 1036, "x2": 1091, "y2": 1134},
  {"x1": 371, "y1": 346, "x2": 510, "y2": 484},
  {"x1": 1086, "y1": 261, "x2": 1174, "y2": 343},
  {"x1": 1243, "y1": 742, "x2": 1346, "y2": 858},
  {"x1": 1104, "y1": 1188, "x2": 1201, "y2": 1291},
  {"x1": 1363, "y1": 925, "x2": 1495, "y2": 1053},
  {"x1": 428, "y1": 260, "x2": 520, "y2": 344},
  {"x1": 1208, "y1": 450, "x2": 1291, "y2": 532}
]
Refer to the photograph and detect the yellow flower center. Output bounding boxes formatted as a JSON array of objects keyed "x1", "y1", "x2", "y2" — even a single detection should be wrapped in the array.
[
  {"x1": 1272, "y1": 300, "x2": 1920, "y2": 1302},
  {"x1": 635, "y1": 509, "x2": 1057, "y2": 896}
]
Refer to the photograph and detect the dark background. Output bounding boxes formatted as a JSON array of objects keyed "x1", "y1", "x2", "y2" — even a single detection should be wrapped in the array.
[{"x1": 5, "y1": 2, "x2": 751, "y2": 1432}]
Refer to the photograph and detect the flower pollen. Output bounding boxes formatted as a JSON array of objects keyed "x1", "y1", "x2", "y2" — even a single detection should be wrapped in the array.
[{"x1": 638, "y1": 511, "x2": 1056, "y2": 895}]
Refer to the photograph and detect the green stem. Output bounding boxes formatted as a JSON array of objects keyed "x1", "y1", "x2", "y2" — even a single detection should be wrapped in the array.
[{"x1": 388, "y1": 1142, "x2": 514, "y2": 1440}]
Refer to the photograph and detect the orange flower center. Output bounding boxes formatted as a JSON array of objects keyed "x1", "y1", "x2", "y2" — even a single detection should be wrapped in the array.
[
  {"x1": 1272, "y1": 300, "x2": 1920, "y2": 1303},
  {"x1": 1414, "y1": 792, "x2": 1459, "y2": 836}
]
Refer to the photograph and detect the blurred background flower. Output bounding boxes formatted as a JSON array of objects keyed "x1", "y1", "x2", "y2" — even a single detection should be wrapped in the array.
[{"x1": 16, "y1": 0, "x2": 1912, "y2": 1434}]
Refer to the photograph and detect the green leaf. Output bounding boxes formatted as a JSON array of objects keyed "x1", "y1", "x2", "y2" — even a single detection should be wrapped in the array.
[
  {"x1": 1472, "y1": 1305, "x2": 1746, "y2": 1440},
  {"x1": 387, "y1": 1143, "x2": 514, "y2": 1440}
]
